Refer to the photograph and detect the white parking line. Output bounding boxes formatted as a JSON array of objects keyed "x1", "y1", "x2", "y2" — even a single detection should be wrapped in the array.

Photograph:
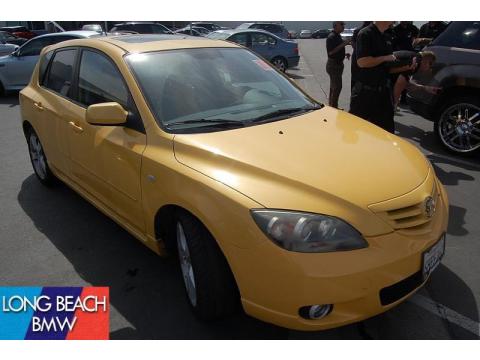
[{"x1": 409, "y1": 294, "x2": 480, "y2": 337}]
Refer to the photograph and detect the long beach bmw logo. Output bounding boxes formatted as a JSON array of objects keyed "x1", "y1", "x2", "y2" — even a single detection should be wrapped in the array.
[{"x1": 424, "y1": 196, "x2": 436, "y2": 218}]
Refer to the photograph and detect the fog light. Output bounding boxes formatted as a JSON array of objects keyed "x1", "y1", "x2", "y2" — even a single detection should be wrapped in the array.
[{"x1": 299, "y1": 304, "x2": 333, "y2": 320}]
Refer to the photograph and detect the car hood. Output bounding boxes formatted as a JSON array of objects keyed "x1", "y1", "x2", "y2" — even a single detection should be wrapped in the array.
[{"x1": 173, "y1": 107, "x2": 430, "y2": 234}]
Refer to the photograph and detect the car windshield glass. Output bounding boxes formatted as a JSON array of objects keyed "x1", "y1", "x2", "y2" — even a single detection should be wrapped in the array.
[
  {"x1": 206, "y1": 32, "x2": 230, "y2": 40},
  {"x1": 126, "y1": 47, "x2": 319, "y2": 132}
]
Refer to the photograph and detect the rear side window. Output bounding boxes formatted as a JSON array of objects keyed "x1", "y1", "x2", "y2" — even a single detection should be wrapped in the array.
[
  {"x1": 433, "y1": 22, "x2": 480, "y2": 50},
  {"x1": 44, "y1": 49, "x2": 77, "y2": 97},
  {"x1": 19, "y1": 37, "x2": 53, "y2": 57},
  {"x1": 39, "y1": 50, "x2": 53, "y2": 85},
  {"x1": 229, "y1": 33, "x2": 249, "y2": 47},
  {"x1": 77, "y1": 50, "x2": 128, "y2": 107}
]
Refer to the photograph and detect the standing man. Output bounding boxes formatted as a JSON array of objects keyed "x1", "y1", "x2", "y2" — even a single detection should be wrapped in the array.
[
  {"x1": 351, "y1": 21, "x2": 371, "y2": 89},
  {"x1": 392, "y1": 21, "x2": 419, "y2": 51},
  {"x1": 326, "y1": 21, "x2": 351, "y2": 108},
  {"x1": 349, "y1": 22, "x2": 416, "y2": 133}
]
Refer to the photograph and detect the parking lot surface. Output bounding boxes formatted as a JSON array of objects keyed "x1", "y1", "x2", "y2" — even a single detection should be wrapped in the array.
[{"x1": 0, "y1": 39, "x2": 479, "y2": 339}]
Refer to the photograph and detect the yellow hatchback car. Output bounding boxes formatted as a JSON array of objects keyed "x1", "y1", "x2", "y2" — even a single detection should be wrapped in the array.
[{"x1": 20, "y1": 35, "x2": 448, "y2": 331}]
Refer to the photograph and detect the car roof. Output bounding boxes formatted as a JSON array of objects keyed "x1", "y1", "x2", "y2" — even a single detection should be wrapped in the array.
[
  {"x1": 214, "y1": 28, "x2": 281, "y2": 38},
  {"x1": 113, "y1": 22, "x2": 165, "y2": 26},
  {"x1": 44, "y1": 34, "x2": 240, "y2": 55},
  {"x1": 35, "y1": 30, "x2": 102, "y2": 39}
]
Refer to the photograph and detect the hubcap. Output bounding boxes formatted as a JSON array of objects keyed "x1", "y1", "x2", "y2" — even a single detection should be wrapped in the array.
[
  {"x1": 439, "y1": 103, "x2": 480, "y2": 153},
  {"x1": 176, "y1": 222, "x2": 197, "y2": 306},
  {"x1": 29, "y1": 133, "x2": 47, "y2": 179},
  {"x1": 273, "y1": 59, "x2": 286, "y2": 72}
]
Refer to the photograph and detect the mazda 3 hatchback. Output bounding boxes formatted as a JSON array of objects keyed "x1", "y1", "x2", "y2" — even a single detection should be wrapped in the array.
[{"x1": 20, "y1": 34, "x2": 449, "y2": 330}]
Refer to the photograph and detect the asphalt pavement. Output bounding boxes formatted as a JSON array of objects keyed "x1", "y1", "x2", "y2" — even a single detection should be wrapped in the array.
[{"x1": 0, "y1": 39, "x2": 479, "y2": 339}]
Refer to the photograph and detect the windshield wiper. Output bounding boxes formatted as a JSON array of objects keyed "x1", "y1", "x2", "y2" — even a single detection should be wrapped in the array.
[
  {"x1": 248, "y1": 106, "x2": 321, "y2": 123},
  {"x1": 165, "y1": 118, "x2": 246, "y2": 129}
]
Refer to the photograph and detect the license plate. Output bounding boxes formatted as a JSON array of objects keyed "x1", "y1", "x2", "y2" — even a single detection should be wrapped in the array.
[{"x1": 422, "y1": 234, "x2": 446, "y2": 280}]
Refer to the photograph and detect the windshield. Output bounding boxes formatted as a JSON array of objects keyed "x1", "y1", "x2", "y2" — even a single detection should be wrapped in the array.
[
  {"x1": 206, "y1": 31, "x2": 231, "y2": 40},
  {"x1": 126, "y1": 47, "x2": 318, "y2": 133}
]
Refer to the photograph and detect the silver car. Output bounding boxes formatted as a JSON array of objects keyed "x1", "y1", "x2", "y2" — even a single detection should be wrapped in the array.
[
  {"x1": 0, "y1": 31, "x2": 101, "y2": 94},
  {"x1": 0, "y1": 43, "x2": 18, "y2": 57}
]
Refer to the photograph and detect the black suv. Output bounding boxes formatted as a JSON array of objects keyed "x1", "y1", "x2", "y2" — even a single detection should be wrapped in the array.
[{"x1": 407, "y1": 21, "x2": 480, "y2": 155}]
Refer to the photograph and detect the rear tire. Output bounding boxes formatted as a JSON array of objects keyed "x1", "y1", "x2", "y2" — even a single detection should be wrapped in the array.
[
  {"x1": 434, "y1": 95, "x2": 480, "y2": 156},
  {"x1": 175, "y1": 211, "x2": 239, "y2": 320},
  {"x1": 271, "y1": 56, "x2": 288, "y2": 72},
  {"x1": 26, "y1": 127, "x2": 56, "y2": 186}
]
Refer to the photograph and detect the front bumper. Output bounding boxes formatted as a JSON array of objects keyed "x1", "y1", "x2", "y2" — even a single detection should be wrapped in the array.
[
  {"x1": 406, "y1": 92, "x2": 435, "y2": 121},
  {"x1": 228, "y1": 179, "x2": 449, "y2": 331}
]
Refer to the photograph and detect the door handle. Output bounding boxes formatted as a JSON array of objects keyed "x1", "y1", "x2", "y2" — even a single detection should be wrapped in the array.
[
  {"x1": 33, "y1": 102, "x2": 44, "y2": 111},
  {"x1": 68, "y1": 121, "x2": 84, "y2": 133}
]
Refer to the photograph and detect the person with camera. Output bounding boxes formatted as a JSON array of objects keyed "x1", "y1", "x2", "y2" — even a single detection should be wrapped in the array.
[
  {"x1": 349, "y1": 22, "x2": 417, "y2": 133},
  {"x1": 326, "y1": 21, "x2": 351, "y2": 108}
]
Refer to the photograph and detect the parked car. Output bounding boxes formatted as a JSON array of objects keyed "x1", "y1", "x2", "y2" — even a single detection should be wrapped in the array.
[
  {"x1": 0, "y1": 31, "x2": 101, "y2": 94},
  {"x1": 0, "y1": 43, "x2": 18, "y2": 57},
  {"x1": 0, "y1": 31, "x2": 28, "y2": 46},
  {"x1": 0, "y1": 26, "x2": 37, "y2": 40},
  {"x1": 407, "y1": 21, "x2": 480, "y2": 155},
  {"x1": 299, "y1": 30, "x2": 312, "y2": 39},
  {"x1": 341, "y1": 28, "x2": 355, "y2": 41},
  {"x1": 82, "y1": 24, "x2": 104, "y2": 33},
  {"x1": 312, "y1": 28, "x2": 330, "y2": 39},
  {"x1": 208, "y1": 29, "x2": 299, "y2": 72},
  {"x1": 190, "y1": 22, "x2": 223, "y2": 32},
  {"x1": 20, "y1": 34, "x2": 448, "y2": 331},
  {"x1": 236, "y1": 23, "x2": 290, "y2": 39},
  {"x1": 109, "y1": 22, "x2": 173, "y2": 34},
  {"x1": 174, "y1": 27, "x2": 208, "y2": 37}
]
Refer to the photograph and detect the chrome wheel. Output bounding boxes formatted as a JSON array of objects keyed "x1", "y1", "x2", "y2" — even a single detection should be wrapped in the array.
[
  {"x1": 438, "y1": 103, "x2": 480, "y2": 153},
  {"x1": 272, "y1": 58, "x2": 286, "y2": 72},
  {"x1": 177, "y1": 221, "x2": 197, "y2": 306},
  {"x1": 29, "y1": 132, "x2": 47, "y2": 180}
]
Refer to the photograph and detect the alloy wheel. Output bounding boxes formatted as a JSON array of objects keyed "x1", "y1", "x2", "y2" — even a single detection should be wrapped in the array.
[
  {"x1": 177, "y1": 221, "x2": 197, "y2": 306},
  {"x1": 29, "y1": 132, "x2": 47, "y2": 180},
  {"x1": 273, "y1": 58, "x2": 286, "y2": 72},
  {"x1": 438, "y1": 103, "x2": 480, "y2": 153}
]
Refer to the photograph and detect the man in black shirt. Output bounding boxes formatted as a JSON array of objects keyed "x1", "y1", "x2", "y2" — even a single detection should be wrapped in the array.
[
  {"x1": 392, "y1": 21, "x2": 419, "y2": 51},
  {"x1": 414, "y1": 21, "x2": 448, "y2": 48},
  {"x1": 349, "y1": 22, "x2": 416, "y2": 133},
  {"x1": 351, "y1": 21, "x2": 371, "y2": 89},
  {"x1": 326, "y1": 21, "x2": 351, "y2": 108}
]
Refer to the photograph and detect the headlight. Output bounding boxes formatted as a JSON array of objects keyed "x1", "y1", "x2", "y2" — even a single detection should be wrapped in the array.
[{"x1": 251, "y1": 209, "x2": 368, "y2": 253}]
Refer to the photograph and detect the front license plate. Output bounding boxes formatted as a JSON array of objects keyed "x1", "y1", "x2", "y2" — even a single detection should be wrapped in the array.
[{"x1": 422, "y1": 234, "x2": 446, "y2": 280}]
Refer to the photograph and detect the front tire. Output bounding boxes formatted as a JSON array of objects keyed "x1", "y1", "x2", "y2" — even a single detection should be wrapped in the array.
[
  {"x1": 175, "y1": 211, "x2": 239, "y2": 320},
  {"x1": 26, "y1": 127, "x2": 56, "y2": 186},
  {"x1": 435, "y1": 95, "x2": 480, "y2": 156}
]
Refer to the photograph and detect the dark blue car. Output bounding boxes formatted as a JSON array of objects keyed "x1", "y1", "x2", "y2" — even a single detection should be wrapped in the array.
[{"x1": 207, "y1": 29, "x2": 299, "y2": 72}]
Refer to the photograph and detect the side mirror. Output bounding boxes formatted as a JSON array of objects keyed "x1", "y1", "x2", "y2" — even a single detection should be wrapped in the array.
[{"x1": 86, "y1": 102, "x2": 127, "y2": 126}]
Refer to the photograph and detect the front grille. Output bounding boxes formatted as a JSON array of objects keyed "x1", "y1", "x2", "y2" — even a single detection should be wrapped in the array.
[
  {"x1": 379, "y1": 270, "x2": 424, "y2": 306},
  {"x1": 371, "y1": 180, "x2": 440, "y2": 235}
]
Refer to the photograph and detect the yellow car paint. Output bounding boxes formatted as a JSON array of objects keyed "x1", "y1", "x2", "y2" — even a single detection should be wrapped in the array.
[{"x1": 20, "y1": 36, "x2": 449, "y2": 331}]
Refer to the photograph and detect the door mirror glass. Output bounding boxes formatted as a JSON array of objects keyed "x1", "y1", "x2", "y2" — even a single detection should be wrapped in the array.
[{"x1": 86, "y1": 102, "x2": 128, "y2": 126}]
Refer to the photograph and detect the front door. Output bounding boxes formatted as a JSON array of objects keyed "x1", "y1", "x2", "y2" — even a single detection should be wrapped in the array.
[{"x1": 67, "y1": 49, "x2": 147, "y2": 232}]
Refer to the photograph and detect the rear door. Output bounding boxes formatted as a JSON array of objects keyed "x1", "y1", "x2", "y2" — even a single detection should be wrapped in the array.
[{"x1": 250, "y1": 32, "x2": 275, "y2": 60}]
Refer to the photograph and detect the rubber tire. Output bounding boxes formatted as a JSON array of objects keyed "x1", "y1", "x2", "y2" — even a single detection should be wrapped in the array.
[
  {"x1": 271, "y1": 56, "x2": 288, "y2": 72},
  {"x1": 434, "y1": 94, "x2": 480, "y2": 157},
  {"x1": 176, "y1": 211, "x2": 239, "y2": 321},
  {"x1": 26, "y1": 127, "x2": 57, "y2": 186}
]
